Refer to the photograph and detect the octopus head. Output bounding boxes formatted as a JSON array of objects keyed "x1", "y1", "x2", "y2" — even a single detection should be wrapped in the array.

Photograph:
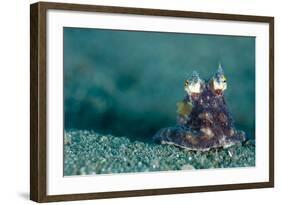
[
  {"x1": 184, "y1": 71, "x2": 205, "y2": 99},
  {"x1": 209, "y1": 64, "x2": 227, "y2": 96}
]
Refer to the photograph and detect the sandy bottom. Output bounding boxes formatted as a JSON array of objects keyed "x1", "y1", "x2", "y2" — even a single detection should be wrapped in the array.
[{"x1": 64, "y1": 130, "x2": 255, "y2": 176}]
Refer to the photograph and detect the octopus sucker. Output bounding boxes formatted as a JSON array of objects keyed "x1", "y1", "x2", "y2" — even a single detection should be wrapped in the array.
[{"x1": 153, "y1": 66, "x2": 246, "y2": 151}]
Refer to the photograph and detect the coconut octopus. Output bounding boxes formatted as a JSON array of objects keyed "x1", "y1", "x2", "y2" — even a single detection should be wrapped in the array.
[{"x1": 153, "y1": 65, "x2": 246, "y2": 151}]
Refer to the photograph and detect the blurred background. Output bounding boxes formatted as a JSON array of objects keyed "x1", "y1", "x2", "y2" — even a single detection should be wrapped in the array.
[{"x1": 63, "y1": 27, "x2": 255, "y2": 142}]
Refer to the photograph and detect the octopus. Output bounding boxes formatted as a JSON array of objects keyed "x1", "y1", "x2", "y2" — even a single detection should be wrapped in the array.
[{"x1": 153, "y1": 65, "x2": 246, "y2": 151}]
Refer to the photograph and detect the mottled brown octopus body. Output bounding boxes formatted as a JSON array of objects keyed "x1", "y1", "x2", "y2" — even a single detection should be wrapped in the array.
[{"x1": 153, "y1": 79, "x2": 246, "y2": 151}]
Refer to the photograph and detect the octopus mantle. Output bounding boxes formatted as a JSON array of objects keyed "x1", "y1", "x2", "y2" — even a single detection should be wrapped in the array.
[{"x1": 153, "y1": 88, "x2": 246, "y2": 151}]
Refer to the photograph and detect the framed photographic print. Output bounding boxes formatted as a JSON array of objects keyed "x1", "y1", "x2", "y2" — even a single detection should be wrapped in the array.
[{"x1": 30, "y1": 1, "x2": 274, "y2": 202}]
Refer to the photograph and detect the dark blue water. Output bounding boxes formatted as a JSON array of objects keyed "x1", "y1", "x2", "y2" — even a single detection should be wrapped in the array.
[{"x1": 63, "y1": 27, "x2": 255, "y2": 141}]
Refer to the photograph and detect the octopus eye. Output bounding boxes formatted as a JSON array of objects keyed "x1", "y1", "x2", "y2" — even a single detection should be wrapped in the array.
[
  {"x1": 185, "y1": 80, "x2": 189, "y2": 86},
  {"x1": 223, "y1": 80, "x2": 227, "y2": 83}
]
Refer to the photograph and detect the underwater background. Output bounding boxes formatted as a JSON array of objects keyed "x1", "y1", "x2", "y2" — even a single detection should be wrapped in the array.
[
  {"x1": 63, "y1": 27, "x2": 255, "y2": 142},
  {"x1": 63, "y1": 27, "x2": 256, "y2": 175}
]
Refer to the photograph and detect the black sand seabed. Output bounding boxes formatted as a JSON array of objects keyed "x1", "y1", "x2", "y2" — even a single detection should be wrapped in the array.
[{"x1": 64, "y1": 130, "x2": 255, "y2": 176}]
